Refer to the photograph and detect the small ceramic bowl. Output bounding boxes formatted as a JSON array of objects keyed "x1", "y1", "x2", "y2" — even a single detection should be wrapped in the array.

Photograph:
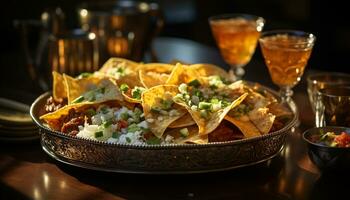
[{"x1": 303, "y1": 126, "x2": 350, "y2": 172}]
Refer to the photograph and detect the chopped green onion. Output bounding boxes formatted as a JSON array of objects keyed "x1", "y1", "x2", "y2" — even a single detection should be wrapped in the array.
[
  {"x1": 117, "y1": 67, "x2": 125, "y2": 74},
  {"x1": 209, "y1": 76, "x2": 222, "y2": 87},
  {"x1": 134, "y1": 107, "x2": 143, "y2": 116},
  {"x1": 221, "y1": 77, "x2": 231, "y2": 85},
  {"x1": 200, "y1": 110, "x2": 209, "y2": 119},
  {"x1": 210, "y1": 98, "x2": 220, "y2": 104},
  {"x1": 85, "y1": 109, "x2": 96, "y2": 116},
  {"x1": 103, "y1": 120, "x2": 113, "y2": 128},
  {"x1": 127, "y1": 123, "x2": 141, "y2": 132},
  {"x1": 151, "y1": 107, "x2": 162, "y2": 113},
  {"x1": 120, "y1": 112, "x2": 129, "y2": 120},
  {"x1": 237, "y1": 104, "x2": 253, "y2": 114},
  {"x1": 199, "y1": 102, "x2": 212, "y2": 110},
  {"x1": 112, "y1": 132, "x2": 120, "y2": 139},
  {"x1": 188, "y1": 79, "x2": 201, "y2": 87},
  {"x1": 99, "y1": 87, "x2": 105, "y2": 94},
  {"x1": 179, "y1": 128, "x2": 189, "y2": 137},
  {"x1": 100, "y1": 106, "x2": 109, "y2": 114},
  {"x1": 146, "y1": 137, "x2": 161, "y2": 145},
  {"x1": 173, "y1": 94, "x2": 184, "y2": 102},
  {"x1": 77, "y1": 72, "x2": 92, "y2": 79},
  {"x1": 72, "y1": 96, "x2": 85, "y2": 103},
  {"x1": 120, "y1": 84, "x2": 129, "y2": 92},
  {"x1": 193, "y1": 90, "x2": 203, "y2": 98},
  {"x1": 88, "y1": 95, "x2": 96, "y2": 102},
  {"x1": 221, "y1": 100, "x2": 230, "y2": 108},
  {"x1": 161, "y1": 99, "x2": 173, "y2": 110},
  {"x1": 94, "y1": 131, "x2": 103, "y2": 138},
  {"x1": 210, "y1": 85, "x2": 218, "y2": 89},
  {"x1": 141, "y1": 127, "x2": 150, "y2": 132},
  {"x1": 131, "y1": 87, "x2": 145, "y2": 100},
  {"x1": 133, "y1": 107, "x2": 143, "y2": 122}
]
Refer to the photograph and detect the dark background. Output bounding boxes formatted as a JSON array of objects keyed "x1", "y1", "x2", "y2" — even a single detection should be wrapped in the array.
[{"x1": 0, "y1": 0, "x2": 348, "y2": 94}]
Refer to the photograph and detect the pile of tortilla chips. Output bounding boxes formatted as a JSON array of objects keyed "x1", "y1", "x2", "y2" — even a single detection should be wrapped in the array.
[{"x1": 40, "y1": 57, "x2": 291, "y2": 144}]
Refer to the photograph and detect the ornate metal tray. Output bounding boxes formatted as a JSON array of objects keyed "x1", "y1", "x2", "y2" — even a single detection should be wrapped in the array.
[{"x1": 30, "y1": 84, "x2": 298, "y2": 174}]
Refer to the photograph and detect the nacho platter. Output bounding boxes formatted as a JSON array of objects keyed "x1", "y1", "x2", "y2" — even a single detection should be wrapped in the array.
[{"x1": 30, "y1": 58, "x2": 298, "y2": 174}]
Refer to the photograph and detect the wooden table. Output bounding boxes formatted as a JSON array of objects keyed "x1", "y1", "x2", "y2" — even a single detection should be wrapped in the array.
[{"x1": 0, "y1": 37, "x2": 344, "y2": 200}]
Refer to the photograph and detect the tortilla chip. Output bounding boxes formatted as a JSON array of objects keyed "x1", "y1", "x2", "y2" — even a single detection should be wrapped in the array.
[
  {"x1": 251, "y1": 84, "x2": 278, "y2": 104},
  {"x1": 142, "y1": 85, "x2": 187, "y2": 138},
  {"x1": 166, "y1": 63, "x2": 201, "y2": 85},
  {"x1": 248, "y1": 108, "x2": 275, "y2": 134},
  {"x1": 190, "y1": 63, "x2": 230, "y2": 80},
  {"x1": 168, "y1": 113, "x2": 196, "y2": 128},
  {"x1": 99, "y1": 57, "x2": 139, "y2": 73},
  {"x1": 244, "y1": 88, "x2": 272, "y2": 109},
  {"x1": 139, "y1": 63, "x2": 174, "y2": 88},
  {"x1": 64, "y1": 74, "x2": 123, "y2": 104},
  {"x1": 175, "y1": 93, "x2": 248, "y2": 135},
  {"x1": 184, "y1": 134, "x2": 208, "y2": 144},
  {"x1": 122, "y1": 93, "x2": 141, "y2": 104},
  {"x1": 268, "y1": 102, "x2": 292, "y2": 118},
  {"x1": 224, "y1": 115, "x2": 261, "y2": 138},
  {"x1": 52, "y1": 71, "x2": 67, "y2": 102},
  {"x1": 164, "y1": 125, "x2": 208, "y2": 144},
  {"x1": 98, "y1": 57, "x2": 142, "y2": 88},
  {"x1": 119, "y1": 85, "x2": 146, "y2": 104}
]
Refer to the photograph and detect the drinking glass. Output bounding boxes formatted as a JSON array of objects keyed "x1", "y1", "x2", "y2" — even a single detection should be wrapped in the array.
[
  {"x1": 209, "y1": 14, "x2": 265, "y2": 80},
  {"x1": 259, "y1": 30, "x2": 316, "y2": 102},
  {"x1": 48, "y1": 29, "x2": 99, "y2": 77},
  {"x1": 78, "y1": 1, "x2": 164, "y2": 63},
  {"x1": 315, "y1": 87, "x2": 350, "y2": 127},
  {"x1": 307, "y1": 72, "x2": 350, "y2": 112}
]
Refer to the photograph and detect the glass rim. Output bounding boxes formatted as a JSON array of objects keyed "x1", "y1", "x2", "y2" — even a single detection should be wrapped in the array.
[
  {"x1": 259, "y1": 29, "x2": 316, "y2": 45},
  {"x1": 307, "y1": 72, "x2": 350, "y2": 84},
  {"x1": 208, "y1": 13, "x2": 265, "y2": 23},
  {"x1": 78, "y1": 1, "x2": 154, "y2": 14},
  {"x1": 317, "y1": 86, "x2": 350, "y2": 98},
  {"x1": 49, "y1": 29, "x2": 96, "y2": 41}
]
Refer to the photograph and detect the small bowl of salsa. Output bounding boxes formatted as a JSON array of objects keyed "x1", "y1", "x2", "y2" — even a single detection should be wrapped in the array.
[{"x1": 303, "y1": 126, "x2": 350, "y2": 171}]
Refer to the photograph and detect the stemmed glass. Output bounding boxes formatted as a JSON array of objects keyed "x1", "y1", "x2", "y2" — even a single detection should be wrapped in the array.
[
  {"x1": 209, "y1": 14, "x2": 265, "y2": 80},
  {"x1": 259, "y1": 30, "x2": 316, "y2": 102}
]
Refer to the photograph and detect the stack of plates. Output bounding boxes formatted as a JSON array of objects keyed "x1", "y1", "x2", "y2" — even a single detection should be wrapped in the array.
[{"x1": 0, "y1": 98, "x2": 39, "y2": 142}]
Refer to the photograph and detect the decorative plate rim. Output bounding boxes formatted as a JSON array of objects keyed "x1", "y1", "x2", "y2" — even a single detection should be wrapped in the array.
[{"x1": 41, "y1": 142, "x2": 285, "y2": 174}]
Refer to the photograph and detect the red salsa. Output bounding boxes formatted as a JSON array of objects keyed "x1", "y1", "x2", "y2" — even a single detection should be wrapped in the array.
[{"x1": 311, "y1": 131, "x2": 350, "y2": 147}]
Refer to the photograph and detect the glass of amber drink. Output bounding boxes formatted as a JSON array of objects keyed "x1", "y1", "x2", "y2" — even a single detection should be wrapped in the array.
[
  {"x1": 209, "y1": 14, "x2": 265, "y2": 80},
  {"x1": 259, "y1": 30, "x2": 316, "y2": 102}
]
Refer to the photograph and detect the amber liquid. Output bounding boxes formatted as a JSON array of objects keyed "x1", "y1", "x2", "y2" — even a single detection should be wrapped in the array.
[
  {"x1": 210, "y1": 18, "x2": 261, "y2": 66},
  {"x1": 49, "y1": 38, "x2": 99, "y2": 76},
  {"x1": 317, "y1": 87, "x2": 350, "y2": 127},
  {"x1": 260, "y1": 35, "x2": 313, "y2": 87}
]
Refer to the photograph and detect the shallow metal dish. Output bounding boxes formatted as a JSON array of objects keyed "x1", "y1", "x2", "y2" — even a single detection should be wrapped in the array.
[{"x1": 30, "y1": 83, "x2": 298, "y2": 174}]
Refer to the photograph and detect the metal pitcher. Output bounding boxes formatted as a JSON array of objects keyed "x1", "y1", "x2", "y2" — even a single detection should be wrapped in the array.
[
  {"x1": 15, "y1": 8, "x2": 99, "y2": 91},
  {"x1": 15, "y1": 7, "x2": 66, "y2": 91}
]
